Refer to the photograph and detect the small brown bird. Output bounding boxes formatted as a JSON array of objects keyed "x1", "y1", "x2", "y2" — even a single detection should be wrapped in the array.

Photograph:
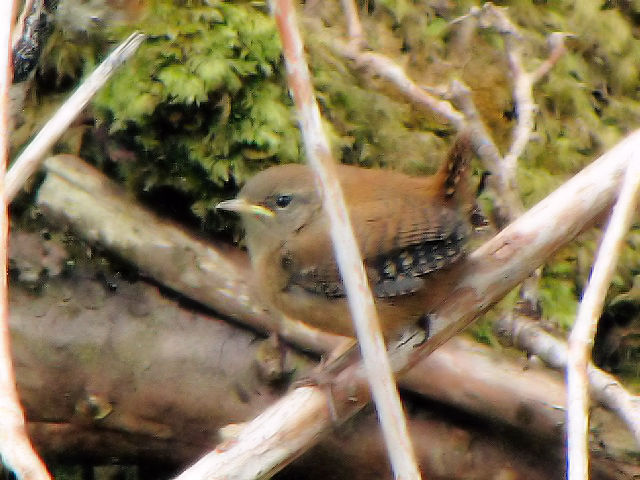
[{"x1": 217, "y1": 131, "x2": 479, "y2": 340}]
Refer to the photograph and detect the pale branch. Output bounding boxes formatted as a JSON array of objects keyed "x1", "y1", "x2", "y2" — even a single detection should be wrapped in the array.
[
  {"x1": 567, "y1": 158, "x2": 640, "y2": 480},
  {"x1": 472, "y1": 3, "x2": 568, "y2": 218},
  {"x1": 331, "y1": 37, "x2": 466, "y2": 128},
  {"x1": 38, "y1": 154, "x2": 339, "y2": 353},
  {"x1": 172, "y1": 130, "x2": 640, "y2": 480},
  {"x1": 270, "y1": 0, "x2": 421, "y2": 477},
  {"x1": 5, "y1": 31, "x2": 145, "y2": 202},
  {"x1": 490, "y1": 12, "x2": 534, "y2": 209},
  {"x1": 0, "y1": 0, "x2": 50, "y2": 478},
  {"x1": 532, "y1": 32, "x2": 570, "y2": 83},
  {"x1": 496, "y1": 314, "x2": 640, "y2": 446},
  {"x1": 340, "y1": 0, "x2": 364, "y2": 48}
]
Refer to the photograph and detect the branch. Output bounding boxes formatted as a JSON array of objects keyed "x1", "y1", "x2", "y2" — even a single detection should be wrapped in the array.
[
  {"x1": 333, "y1": 38, "x2": 466, "y2": 128},
  {"x1": 0, "y1": 0, "x2": 50, "y2": 477},
  {"x1": 567, "y1": 158, "x2": 640, "y2": 479},
  {"x1": 270, "y1": 0, "x2": 420, "y2": 477},
  {"x1": 340, "y1": 0, "x2": 364, "y2": 48},
  {"x1": 495, "y1": 313, "x2": 640, "y2": 446},
  {"x1": 5, "y1": 31, "x2": 145, "y2": 202},
  {"x1": 472, "y1": 4, "x2": 568, "y2": 222}
]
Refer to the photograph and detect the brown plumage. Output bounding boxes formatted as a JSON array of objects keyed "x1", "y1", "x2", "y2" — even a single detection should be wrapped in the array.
[{"x1": 217, "y1": 131, "x2": 478, "y2": 339}]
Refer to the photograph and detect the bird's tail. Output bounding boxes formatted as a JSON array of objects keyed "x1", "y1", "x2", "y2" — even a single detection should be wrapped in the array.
[
  {"x1": 438, "y1": 129, "x2": 490, "y2": 230},
  {"x1": 438, "y1": 128, "x2": 474, "y2": 200}
]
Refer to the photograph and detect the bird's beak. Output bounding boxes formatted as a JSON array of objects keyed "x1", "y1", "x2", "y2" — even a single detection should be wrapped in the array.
[{"x1": 216, "y1": 198, "x2": 275, "y2": 217}]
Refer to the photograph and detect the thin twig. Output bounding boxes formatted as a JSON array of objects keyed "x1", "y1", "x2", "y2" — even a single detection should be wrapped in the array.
[
  {"x1": 481, "y1": 5, "x2": 566, "y2": 209},
  {"x1": 0, "y1": 1, "x2": 50, "y2": 478},
  {"x1": 532, "y1": 32, "x2": 569, "y2": 83},
  {"x1": 5, "y1": 31, "x2": 146, "y2": 202},
  {"x1": 567, "y1": 159, "x2": 640, "y2": 480},
  {"x1": 332, "y1": 38, "x2": 466, "y2": 128},
  {"x1": 269, "y1": 1, "x2": 421, "y2": 478},
  {"x1": 473, "y1": 3, "x2": 569, "y2": 225},
  {"x1": 340, "y1": 0, "x2": 364, "y2": 48}
]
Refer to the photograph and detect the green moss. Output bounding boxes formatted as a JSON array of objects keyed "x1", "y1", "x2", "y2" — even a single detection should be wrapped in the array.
[{"x1": 87, "y1": 0, "x2": 300, "y2": 232}]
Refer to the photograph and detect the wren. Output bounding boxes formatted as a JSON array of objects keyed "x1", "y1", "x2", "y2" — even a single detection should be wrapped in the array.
[{"x1": 217, "y1": 131, "x2": 479, "y2": 340}]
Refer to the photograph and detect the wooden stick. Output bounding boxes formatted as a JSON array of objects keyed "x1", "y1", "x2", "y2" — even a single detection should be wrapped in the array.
[
  {"x1": 5, "y1": 32, "x2": 145, "y2": 201},
  {"x1": 0, "y1": 1, "x2": 50, "y2": 477},
  {"x1": 270, "y1": 0, "x2": 421, "y2": 478},
  {"x1": 567, "y1": 158, "x2": 640, "y2": 479}
]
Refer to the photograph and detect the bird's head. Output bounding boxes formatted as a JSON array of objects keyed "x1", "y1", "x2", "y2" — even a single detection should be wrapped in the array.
[{"x1": 216, "y1": 164, "x2": 322, "y2": 258}]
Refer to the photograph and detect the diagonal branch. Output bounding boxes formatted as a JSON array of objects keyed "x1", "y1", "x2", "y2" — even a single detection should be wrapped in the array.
[
  {"x1": 270, "y1": 0, "x2": 421, "y2": 477},
  {"x1": 567, "y1": 157, "x2": 640, "y2": 479},
  {"x1": 6, "y1": 31, "x2": 145, "y2": 202},
  {"x1": 495, "y1": 314, "x2": 640, "y2": 447},
  {"x1": 0, "y1": 0, "x2": 50, "y2": 478}
]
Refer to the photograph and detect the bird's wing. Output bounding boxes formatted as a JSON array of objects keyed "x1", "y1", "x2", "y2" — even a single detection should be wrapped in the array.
[{"x1": 281, "y1": 199, "x2": 469, "y2": 298}]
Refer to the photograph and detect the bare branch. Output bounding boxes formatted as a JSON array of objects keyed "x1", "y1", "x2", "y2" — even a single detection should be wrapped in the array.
[
  {"x1": 269, "y1": 0, "x2": 421, "y2": 477},
  {"x1": 567, "y1": 158, "x2": 640, "y2": 479},
  {"x1": 470, "y1": 3, "x2": 569, "y2": 224},
  {"x1": 331, "y1": 38, "x2": 466, "y2": 128},
  {"x1": 0, "y1": 0, "x2": 50, "y2": 477},
  {"x1": 5, "y1": 31, "x2": 145, "y2": 202},
  {"x1": 532, "y1": 32, "x2": 570, "y2": 84},
  {"x1": 495, "y1": 313, "x2": 640, "y2": 446},
  {"x1": 340, "y1": 0, "x2": 364, "y2": 48}
]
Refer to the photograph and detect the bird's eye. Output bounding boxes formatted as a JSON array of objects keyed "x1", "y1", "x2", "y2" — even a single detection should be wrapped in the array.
[{"x1": 275, "y1": 194, "x2": 293, "y2": 208}]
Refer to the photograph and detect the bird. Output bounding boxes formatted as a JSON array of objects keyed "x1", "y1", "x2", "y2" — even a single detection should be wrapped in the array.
[{"x1": 217, "y1": 130, "x2": 480, "y2": 341}]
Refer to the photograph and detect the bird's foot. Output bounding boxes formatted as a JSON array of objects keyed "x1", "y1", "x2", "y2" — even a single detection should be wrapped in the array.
[{"x1": 293, "y1": 337, "x2": 358, "y2": 423}]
